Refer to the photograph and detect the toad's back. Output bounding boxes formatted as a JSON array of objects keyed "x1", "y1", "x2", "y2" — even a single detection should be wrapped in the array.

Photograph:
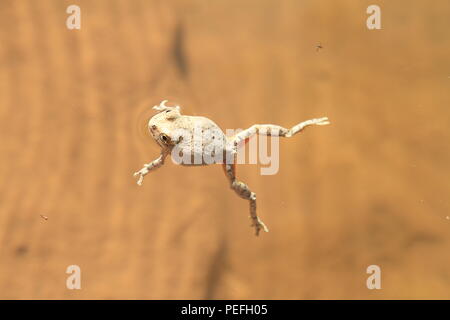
[{"x1": 171, "y1": 115, "x2": 230, "y2": 166}]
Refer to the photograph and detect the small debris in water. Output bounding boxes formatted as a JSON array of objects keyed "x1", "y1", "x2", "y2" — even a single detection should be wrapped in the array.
[{"x1": 316, "y1": 42, "x2": 323, "y2": 52}]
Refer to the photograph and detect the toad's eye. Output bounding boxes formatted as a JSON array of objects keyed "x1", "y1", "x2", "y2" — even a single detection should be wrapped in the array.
[{"x1": 160, "y1": 133, "x2": 170, "y2": 143}]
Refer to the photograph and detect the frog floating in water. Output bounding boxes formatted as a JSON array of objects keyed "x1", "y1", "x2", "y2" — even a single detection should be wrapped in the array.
[{"x1": 134, "y1": 100, "x2": 330, "y2": 236}]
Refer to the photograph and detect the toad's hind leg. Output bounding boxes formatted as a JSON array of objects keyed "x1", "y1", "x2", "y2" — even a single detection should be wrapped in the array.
[
  {"x1": 232, "y1": 117, "x2": 329, "y2": 147},
  {"x1": 222, "y1": 163, "x2": 269, "y2": 236}
]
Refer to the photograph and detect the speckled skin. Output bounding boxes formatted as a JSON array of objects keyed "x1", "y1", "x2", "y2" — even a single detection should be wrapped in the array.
[
  {"x1": 148, "y1": 104, "x2": 230, "y2": 166},
  {"x1": 134, "y1": 100, "x2": 330, "y2": 236}
]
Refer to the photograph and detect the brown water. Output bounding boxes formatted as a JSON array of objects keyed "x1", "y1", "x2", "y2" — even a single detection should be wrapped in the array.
[{"x1": 0, "y1": 0, "x2": 449, "y2": 299}]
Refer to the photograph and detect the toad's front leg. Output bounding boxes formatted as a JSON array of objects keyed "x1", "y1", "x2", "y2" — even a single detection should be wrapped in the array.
[{"x1": 134, "y1": 151, "x2": 168, "y2": 185}]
